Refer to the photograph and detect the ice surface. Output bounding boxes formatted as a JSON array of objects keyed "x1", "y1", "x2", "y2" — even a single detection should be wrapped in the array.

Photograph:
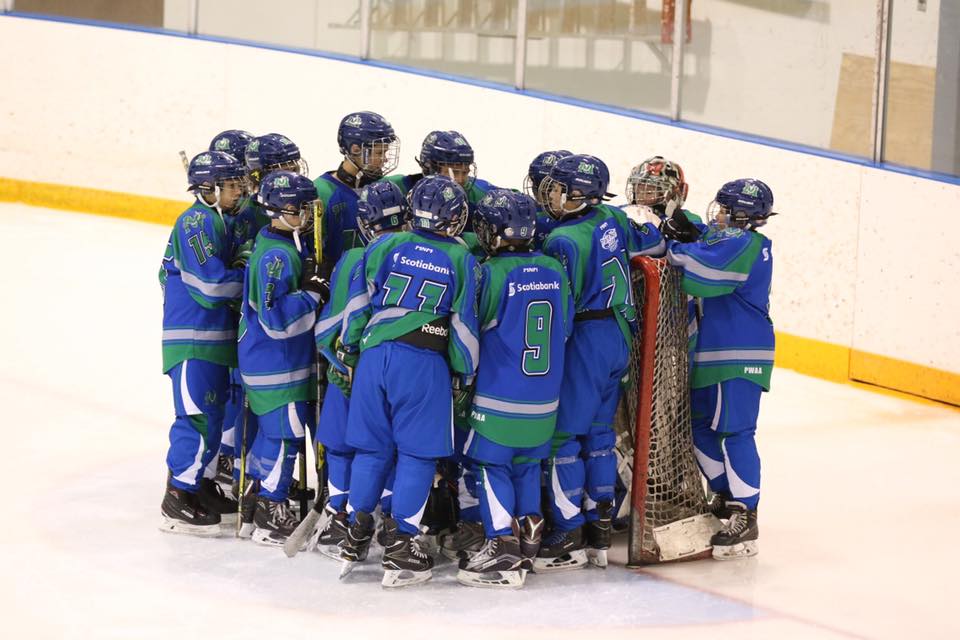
[{"x1": 1, "y1": 204, "x2": 958, "y2": 639}]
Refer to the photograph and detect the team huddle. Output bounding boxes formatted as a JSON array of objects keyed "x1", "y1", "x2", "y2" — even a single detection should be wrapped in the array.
[{"x1": 158, "y1": 111, "x2": 778, "y2": 589}]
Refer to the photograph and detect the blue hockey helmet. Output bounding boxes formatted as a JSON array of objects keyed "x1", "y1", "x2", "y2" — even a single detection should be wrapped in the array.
[
  {"x1": 246, "y1": 133, "x2": 308, "y2": 186},
  {"x1": 357, "y1": 181, "x2": 409, "y2": 244},
  {"x1": 417, "y1": 130, "x2": 476, "y2": 189},
  {"x1": 408, "y1": 175, "x2": 468, "y2": 237},
  {"x1": 257, "y1": 170, "x2": 320, "y2": 235},
  {"x1": 187, "y1": 151, "x2": 248, "y2": 215},
  {"x1": 538, "y1": 153, "x2": 614, "y2": 220},
  {"x1": 209, "y1": 129, "x2": 254, "y2": 161},
  {"x1": 337, "y1": 111, "x2": 400, "y2": 179},
  {"x1": 524, "y1": 149, "x2": 572, "y2": 203},
  {"x1": 474, "y1": 189, "x2": 538, "y2": 255},
  {"x1": 707, "y1": 178, "x2": 777, "y2": 230}
]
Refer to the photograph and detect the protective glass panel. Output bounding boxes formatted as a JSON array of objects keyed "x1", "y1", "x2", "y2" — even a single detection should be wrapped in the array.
[
  {"x1": 369, "y1": 0, "x2": 518, "y2": 85},
  {"x1": 523, "y1": 0, "x2": 673, "y2": 116},
  {"x1": 883, "y1": 0, "x2": 959, "y2": 177},
  {"x1": 679, "y1": 1, "x2": 877, "y2": 156},
  {"x1": 192, "y1": 0, "x2": 362, "y2": 57}
]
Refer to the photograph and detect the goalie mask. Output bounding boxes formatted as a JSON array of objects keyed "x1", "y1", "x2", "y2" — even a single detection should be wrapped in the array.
[
  {"x1": 417, "y1": 130, "x2": 477, "y2": 190},
  {"x1": 408, "y1": 175, "x2": 468, "y2": 237},
  {"x1": 538, "y1": 153, "x2": 615, "y2": 221},
  {"x1": 338, "y1": 111, "x2": 400, "y2": 187},
  {"x1": 625, "y1": 155, "x2": 689, "y2": 219},
  {"x1": 356, "y1": 181, "x2": 409, "y2": 244},
  {"x1": 187, "y1": 151, "x2": 248, "y2": 217},
  {"x1": 474, "y1": 189, "x2": 537, "y2": 256},
  {"x1": 246, "y1": 133, "x2": 309, "y2": 189},
  {"x1": 706, "y1": 178, "x2": 777, "y2": 230}
]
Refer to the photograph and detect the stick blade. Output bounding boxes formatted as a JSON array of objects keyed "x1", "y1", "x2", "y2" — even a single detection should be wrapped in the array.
[{"x1": 283, "y1": 508, "x2": 322, "y2": 558}]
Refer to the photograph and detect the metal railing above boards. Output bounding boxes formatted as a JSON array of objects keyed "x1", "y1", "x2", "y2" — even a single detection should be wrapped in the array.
[{"x1": 4, "y1": 0, "x2": 958, "y2": 180}]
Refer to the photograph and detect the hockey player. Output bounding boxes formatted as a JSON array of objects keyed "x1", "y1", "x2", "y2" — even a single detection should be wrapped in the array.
[
  {"x1": 338, "y1": 175, "x2": 479, "y2": 588},
  {"x1": 665, "y1": 178, "x2": 777, "y2": 559},
  {"x1": 385, "y1": 130, "x2": 495, "y2": 232},
  {"x1": 625, "y1": 155, "x2": 702, "y2": 234},
  {"x1": 243, "y1": 132, "x2": 317, "y2": 507},
  {"x1": 159, "y1": 150, "x2": 250, "y2": 537},
  {"x1": 456, "y1": 190, "x2": 573, "y2": 589},
  {"x1": 206, "y1": 129, "x2": 262, "y2": 490},
  {"x1": 536, "y1": 153, "x2": 665, "y2": 570},
  {"x1": 312, "y1": 180, "x2": 409, "y2": 558},
  {"x1": 314, "y1": 111, "x2": 400, "y2": 264},
  {"x1": 237, "y1": 170, "x2": 330, "y2": 546},
  {"x1": 524, "y1": 149, "x2": 572, "y2": 249},
  {"x1": 246, "y1": 133, "x2": 309, "y2": 192}
]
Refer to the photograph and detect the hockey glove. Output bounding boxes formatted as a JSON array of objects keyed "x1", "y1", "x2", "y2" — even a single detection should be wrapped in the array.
[
  {"x1": 300, "y1": 257, "x2": 331, "y2": 303},
  {"x1": 659, "y1": 209, "x2": 701, "y2": 243},
  {"x1": 452, "y1": 377, "x2": 474, "y2": 422},
  {"x1": 232, "y1": 240, "x2": 253, "y2": 269},
  {"x1": 327, "y1": 362, "x2": 353, "y2": 399}
]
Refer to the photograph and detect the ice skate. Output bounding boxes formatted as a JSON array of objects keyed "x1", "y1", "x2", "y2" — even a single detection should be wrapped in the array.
[
  {"x1": 711, "y1": 502, "x2": 758, "y2": 559},
  {"x1": 197, "y1": 478, "x2": 238, "y2": 527},
  {"x1": 251, "y1": 495, "x2": 300, "y2": 548},
  {"x1": 456, "y1": 536, "x2": 525, "y2": 589},
  {"x1": 159, "y1": 480, "x2": 221, "y2": 538},
  {"x1": 518, "y1": 515, "x2": 544, "y2": 571},
  {"x1": 339, "y1": 511, "x2": 375, "y2": 579},
  {"x1": 214, "y1": 454, "x2": 234, "y2": 489},
  {"x1": 533, "y1": 526, "x2": 587, "y2": 572},
  {"x1": 380, "y1": 517, "x2": 434, "y2": 588},
  {"x1": 439, "y1": 520, "x2": 485, "y2": 561},
  {"x1": 585, "y1": 500, "x2": 613, "y2": 568},
  {"x1": 315, "y1": 506, "x2": 349, "y2": 560}
]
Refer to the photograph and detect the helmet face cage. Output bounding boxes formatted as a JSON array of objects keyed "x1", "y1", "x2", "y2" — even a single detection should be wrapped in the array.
[
  {"x1": 522, "y1": 174, "x2": 538, "y2": 201},
  {"x1": 706, "y1": 200, "x2": 767, "y2": 230},
  {"x1": 346, "y1": 136, "x2": 400, "y2": 179},
  {"x1": 538, "y1": 175, "x2": 592, "y2": 220},
  {"x1": 423, "y1": 160, "x2": 477, "y2": 191}
]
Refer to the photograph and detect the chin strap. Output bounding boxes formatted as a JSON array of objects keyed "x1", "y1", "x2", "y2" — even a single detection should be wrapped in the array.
[
  {"x1": 337, "y1": 160, "x2": 377, "y2": 190},
  {"x1": 275, "y1": 215, "x2": 304, "y2": 252}
]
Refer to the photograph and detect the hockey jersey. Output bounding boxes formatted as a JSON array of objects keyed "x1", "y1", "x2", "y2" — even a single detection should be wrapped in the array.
[
  {"x1": 314, "y1": 246, "x2": 364, "y2": 366},
  {"x1": 314, "y1": 172, "x2": 363, "y2": 265},
  {"x1": 342, "y1": 230, "x2": 480, "y2": 380},
  {"x1": 468, "y1": 251, "x2": 573, "y2": 448},
  {"x1": 543, "y1": 203, "x2": 664, "y2": 344},
  {"x1": 666, "y1": 225, "x2": 774, "y2": 390},
  {"x1": 237, "y1": 227, "x2": 322, "y2": 415},
  {"x1": 159, "y1": 201, "x2": 246, "y2": 372}
]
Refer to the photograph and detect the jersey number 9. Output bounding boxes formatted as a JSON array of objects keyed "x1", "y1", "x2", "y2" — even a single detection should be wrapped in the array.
[{"x1": 522, "y1": 301, "x2": 553, "y2": 376}]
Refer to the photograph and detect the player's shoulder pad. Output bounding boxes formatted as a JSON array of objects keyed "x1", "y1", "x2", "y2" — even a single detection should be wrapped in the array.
[{"x1": 313, "y1": 174, "x2": 338, "y2": 203}]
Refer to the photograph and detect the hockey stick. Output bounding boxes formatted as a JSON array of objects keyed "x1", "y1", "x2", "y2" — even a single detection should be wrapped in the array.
[
  {"x1": 236, "y1": 396, "x2": 249, "y2": 538},
  {"x1": 179, "y1": 150, "x2": 189, "y2": 173}
]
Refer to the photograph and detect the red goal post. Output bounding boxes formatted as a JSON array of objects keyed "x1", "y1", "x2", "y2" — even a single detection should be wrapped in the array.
[{"x1": 615, "y1": 256, "x2": 720, "y2": 565}]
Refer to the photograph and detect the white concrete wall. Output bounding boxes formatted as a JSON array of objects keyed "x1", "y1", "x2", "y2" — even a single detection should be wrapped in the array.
[{"x1": 0, "y1": 15, "x2": 958, "y2": 372}]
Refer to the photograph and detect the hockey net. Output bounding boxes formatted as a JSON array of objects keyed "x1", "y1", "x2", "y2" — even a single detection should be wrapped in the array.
[{"x1": 614, "y1": 256, "x2": 718, "y2": 565}]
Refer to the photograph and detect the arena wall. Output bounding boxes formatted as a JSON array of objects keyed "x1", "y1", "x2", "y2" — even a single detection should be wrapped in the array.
[{"x1": 1, "y1": 15, "x2": 957, "y2": 404}]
